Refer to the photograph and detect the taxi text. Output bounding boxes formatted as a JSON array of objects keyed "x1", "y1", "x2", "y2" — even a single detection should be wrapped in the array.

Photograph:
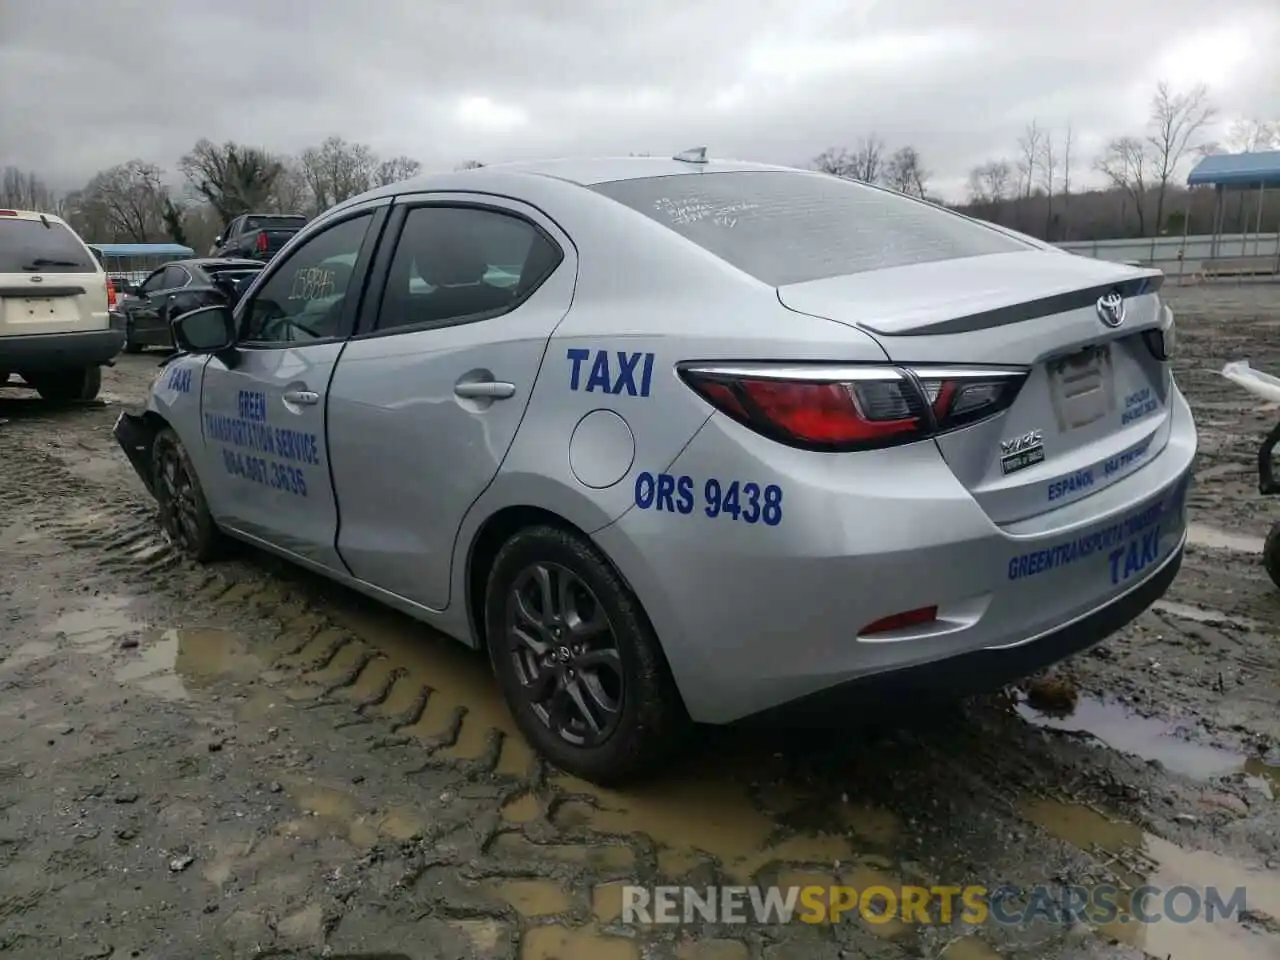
[{"x1": 567, "y1": 348, "x2": 656, "y2": 397}]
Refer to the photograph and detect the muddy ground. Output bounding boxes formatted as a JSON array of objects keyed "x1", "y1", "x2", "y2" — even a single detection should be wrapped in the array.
[{"x1": 2, "y1": 283, "x2": 1280, "y2": 960}]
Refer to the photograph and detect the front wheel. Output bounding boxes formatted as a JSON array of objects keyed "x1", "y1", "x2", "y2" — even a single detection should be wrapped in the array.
[
  {"x1": 1264, "y1": 522, "x2": 1280, "y2": 590},
  {"x1": 484, "y1": 525, "x2": 689, "y2": 785},
  {"x1": 32, "y1": 365, "x2": 101, "y2": 402},
  {"x1": 152, "y1": 427, "x2": 225, "y2": 562}
]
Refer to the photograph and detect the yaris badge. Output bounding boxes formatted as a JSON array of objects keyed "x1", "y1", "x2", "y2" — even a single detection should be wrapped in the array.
[
  {"x1": 1000, "y1": 429, "x2": 1045, "y2": 475},
  {"x1": 1096, "y1": 290, "x2": 1125, "y2": 327}
]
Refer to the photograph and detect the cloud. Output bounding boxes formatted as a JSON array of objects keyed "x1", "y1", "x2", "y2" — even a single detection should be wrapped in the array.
[{"x1": 0, "y1": 0, "x2": 1276, "y2": 201}]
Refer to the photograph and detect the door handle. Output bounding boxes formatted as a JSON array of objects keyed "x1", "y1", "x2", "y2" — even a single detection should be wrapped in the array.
[
  {"x1": 454, "y1": 381, "x2": 516, "y2": 399},
  {"x1": 283, "y1": 389, "x2": 319, "y2": 405}
]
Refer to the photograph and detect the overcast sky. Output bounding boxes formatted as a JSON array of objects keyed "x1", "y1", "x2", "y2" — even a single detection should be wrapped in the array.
[{"x1": 2, "y1": 0, "x2": 1278, "y2": 201}]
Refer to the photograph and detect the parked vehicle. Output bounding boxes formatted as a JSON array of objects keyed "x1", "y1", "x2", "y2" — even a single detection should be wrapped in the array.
[
  {"x1": 116, "y1": 258, "x2": 264, "y2": 353},
  {"x1": 1, "y1": 209, "x2": 124, "y2": 401},
  {"x1": 210, "y1": 214, "x2": 307, "y2": 261},
  {"x1": 113, "y1": 154, "x2": 1194, "y2": 784}
]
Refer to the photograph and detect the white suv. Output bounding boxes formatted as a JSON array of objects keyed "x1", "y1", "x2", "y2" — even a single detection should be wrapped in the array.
[{"x1": 0, "y1": 209, "x2": 124, "y2": 401}]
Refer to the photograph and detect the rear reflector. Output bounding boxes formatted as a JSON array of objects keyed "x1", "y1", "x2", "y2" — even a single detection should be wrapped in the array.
[
  {"x1": 678, "y1": 362, "x2": 1028, "y2": 452},
  {"x1": 860, "y1": 606, "x2": 939, "y2": 636}
]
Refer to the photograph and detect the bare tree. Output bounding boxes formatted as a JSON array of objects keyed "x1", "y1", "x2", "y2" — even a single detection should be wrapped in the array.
[
  {"x1": 299, "y1": 136, "x2": 378, "y2": 210},
  {"x1": 74, "y1": 160, "x2": 169, "y2": 242},
  {"x1": 179, "y1": 139, "x2": 285, "y2": 227},
  {"x1": 1224, "y1": 118, "x2": 1280, "y2": 152},
  {"x1": 1096, "y1": 136, "x2": 1149, "y2": 236},
  {"x1": 1016, "y1": 120, "x2": 1043, "y2": 200},
  {"x1": 884, "y1": 146, "x2": 929, "y2": 199},
  {"x1": 1038, "y1": 131, "x2": 1060, "y2": 238},
  {"x1": 268, "y1": 159, "x2": 313, "y2": 214},
  {"x1": 1147, "y1": 81, "x2": 1215, "y2": 234},
  {"x1": 814, "y1": 137, "x2": 886, "y2": 183},
  {"x1": 966, "y1": 159, "x2": 1014, "y2": 210},
  {"x1": 1060, "y1": 124, "x2": 1075, "y2": 240},
  {"x1": 376, "y1": 156, "x2": 422, "y2": 186},
  {"x1": 0, "y1": 167, "x2": 58, "y2": 211}
]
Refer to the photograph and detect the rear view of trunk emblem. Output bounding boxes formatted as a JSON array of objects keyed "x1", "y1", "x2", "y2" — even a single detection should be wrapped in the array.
[{"x1": 1000, "y1": 429, "x2": 1045, "y2": 475}]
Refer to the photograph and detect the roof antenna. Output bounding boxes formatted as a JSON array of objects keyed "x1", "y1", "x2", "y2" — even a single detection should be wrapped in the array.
[
  {"x1": 39, "y1": 213, "x2": 50, "y2": 228},
  {"x1": 673, "y1": 146, "x2": 707, "y2": 164}
]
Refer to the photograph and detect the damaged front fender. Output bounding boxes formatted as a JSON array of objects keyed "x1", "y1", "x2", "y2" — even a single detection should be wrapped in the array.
[{"x1": 113, "y1": 410, "x2": 160, "y2": 495}]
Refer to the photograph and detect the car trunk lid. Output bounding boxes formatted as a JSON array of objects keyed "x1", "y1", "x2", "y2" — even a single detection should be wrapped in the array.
[{"x1": 777, "y1": 251, "x2": 1172, "y2": 525}]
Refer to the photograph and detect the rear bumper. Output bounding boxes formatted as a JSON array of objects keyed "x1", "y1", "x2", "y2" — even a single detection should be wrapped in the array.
[
  {"x1": 739, "y1": 538, "x2": 1183, "y2": 726},
  {"x1": 0, "y1": 327, "x2": 125, "y2": 371},
  {"x1": 113, "y1": 411, "x2": 158, "y2": 494}
]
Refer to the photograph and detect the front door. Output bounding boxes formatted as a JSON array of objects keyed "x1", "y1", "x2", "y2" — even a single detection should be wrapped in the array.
[
  {"x1": 327, "y1": 196, "x2": 575, "y2": 610},
  {"x1": 197, "y1": 206, "x2": 385, "y2": 570}
]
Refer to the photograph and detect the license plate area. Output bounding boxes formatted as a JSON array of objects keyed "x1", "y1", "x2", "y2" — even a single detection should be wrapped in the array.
[
  {"x1": 4, "y1": 296, "x2": 74, "y2": 324},
  {"x1": 1048, "y1": 343, "x2": 1114, "y2": 431}
]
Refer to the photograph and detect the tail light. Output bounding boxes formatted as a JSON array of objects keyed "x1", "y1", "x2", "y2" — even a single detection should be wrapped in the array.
[
  {"x1": 256, "y1": 232, "x2": 268, "y2": 254},
  {"x1": 0, "y1": 210, "x2": 18, "y2": 217},
  {"x1": 106, "y1": 278, "x2": 117, "y2": 308},
  {"x1": 1142, "y1": 304, "x2": 1176, "y2": 362},
  {"x1": 678, "y1": 361, "x2": 1029, "y2": 452}
]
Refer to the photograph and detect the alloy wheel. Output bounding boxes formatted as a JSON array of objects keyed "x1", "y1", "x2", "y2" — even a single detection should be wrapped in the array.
[
  {"x1": 158, "y1": 446, "x2": 202, "y2": 550},
  {"x1": 505, "y1": 562, "x2": 624, "y2": 747}
]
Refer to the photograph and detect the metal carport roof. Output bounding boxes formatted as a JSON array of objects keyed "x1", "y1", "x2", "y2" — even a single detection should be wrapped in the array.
[{"x1": 1186, "y1": 150, "x2": 1280, "y2": 188}]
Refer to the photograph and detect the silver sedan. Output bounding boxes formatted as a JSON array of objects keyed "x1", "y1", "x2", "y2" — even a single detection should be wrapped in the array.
[{"x1": 113, "y1": 153, "x2": 1195, "y2": 785}]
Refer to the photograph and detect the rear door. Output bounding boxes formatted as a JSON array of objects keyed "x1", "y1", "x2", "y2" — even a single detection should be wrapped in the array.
[
  {"x1": 0, "y1": 214, "x2": 106, "y2": 340},
  {"x1": 326, "y1": 195, "x2": 573, "y2": 610},
  {"x1": 197, "y1": 203, "x2": 389, "y2": 570}
]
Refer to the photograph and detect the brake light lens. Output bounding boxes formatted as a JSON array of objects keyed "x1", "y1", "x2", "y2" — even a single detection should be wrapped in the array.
[
  {"x1": 0, "y1": 210, "x2": 18, "y2": 217},
  {"x1": 678, "y1": 362, "x2": 1029, "y2": 451},
  {"x1": 106, "y1": 278, "x2": 117, "y2": 308},
  {"x1": 256, "y1": 232, "x2": 268, "y2": 254}
]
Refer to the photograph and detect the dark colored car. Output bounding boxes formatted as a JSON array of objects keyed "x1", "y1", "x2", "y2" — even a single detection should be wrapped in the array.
[
  {"x1": 210, "y1": 214, "x2": 307, "y2": 261},
  {"x1": 117, "y1": 258, "x2": 263, "y2": 353}
]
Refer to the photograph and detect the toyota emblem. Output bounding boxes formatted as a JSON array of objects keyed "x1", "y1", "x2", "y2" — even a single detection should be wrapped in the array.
[{"x1": 1096, "y1": 290, "x2": 1125, "y2": 328}]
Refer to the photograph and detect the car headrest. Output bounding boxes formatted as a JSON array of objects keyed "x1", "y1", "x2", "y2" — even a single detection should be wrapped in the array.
[{"x1": 414, "y1": 230, "x2": 489, "y2": 286}]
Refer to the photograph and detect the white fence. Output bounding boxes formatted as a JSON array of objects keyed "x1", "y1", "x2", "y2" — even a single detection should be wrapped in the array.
[{"x1": 1056, "y1": 233, "x2": 1280, "y2": 276}]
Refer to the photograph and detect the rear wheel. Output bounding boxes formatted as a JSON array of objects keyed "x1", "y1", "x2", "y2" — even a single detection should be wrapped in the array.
[
  {"x1": 1264, "y1": 522, "x2": 1280, "y2": 590},
  {"x1": 123, "y1": 321, "x2": 144, "y2": 354},
  {"x1": 484, "y1": 524, "x2": 689, "y2": 785},
  {"x1": 152, "y1": 427, "x2": 224, "y2": 562},
  {"x1": 32, "y1": 365, "x2": 101, "y2": 402}
]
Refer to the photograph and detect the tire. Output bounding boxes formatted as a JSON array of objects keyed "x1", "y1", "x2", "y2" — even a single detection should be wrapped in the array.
[
  {"x1": 1264, "y1": 522, "x2": 1280, "y2": 590},
  {"x1": 123, "y1": 322, "x2": 144, "y2": 354},
  {"x1": 484, "y1": 524, "x2": 689, "y2": 785},
  {"x1": 32, "y1": 365, "x2": 101, "y2": 402},
  {"x1": 151, "y1": 427, "x2": 225, "y2": 562}
]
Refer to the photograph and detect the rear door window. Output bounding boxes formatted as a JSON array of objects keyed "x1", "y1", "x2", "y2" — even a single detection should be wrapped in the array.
[
  {"x1": 589, "y1": 171, "x2": 1031, "y2": 287},
  {"x1": 0, "y1": 218, "x2": 97, "y2": 274}
]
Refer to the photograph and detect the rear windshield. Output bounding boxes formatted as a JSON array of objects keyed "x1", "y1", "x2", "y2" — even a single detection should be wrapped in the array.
[
  {"x1": 0, "y1": 218, "x2": 97, "y2": 274},
  {"x1": 244, "y1": 216, "x2": 305, "y2": 231},
  {"x1": 589, "y1": 171, "x2": 1031, "y2": 287}
]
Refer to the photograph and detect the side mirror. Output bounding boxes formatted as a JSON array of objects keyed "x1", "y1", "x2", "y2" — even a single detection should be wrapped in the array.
[
  {"x1": 213, "y1": 235, "x2": 222, "y2": 245},
  {"x1": 172, "y1": 305, "x2": 236, "y2": 354}
]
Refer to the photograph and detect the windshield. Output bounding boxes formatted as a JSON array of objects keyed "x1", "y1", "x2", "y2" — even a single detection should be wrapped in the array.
[
  {"x1": 589, "y1": 171, "x2": 1031, "y2": 287},
  {"x1": 0, "y1": 218, "x2": 98, "y2": 273}
]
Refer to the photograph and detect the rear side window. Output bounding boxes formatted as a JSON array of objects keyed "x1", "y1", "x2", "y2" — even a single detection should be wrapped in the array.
[
  {"x1": 0, "y1": 218, "x2": 97, "y2": 274},
  {"x1": 589, "y1": 171, "x2": 1031, "y2": 287}
]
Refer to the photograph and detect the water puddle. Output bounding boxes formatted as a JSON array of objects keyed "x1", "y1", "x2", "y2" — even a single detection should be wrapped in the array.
[
  {"x1": 114, "y1": 627, "x2": 262, "y2": 700},
  {"x1": 1187, "y1": 523, "x2": 1264, "y2": 554},
  {"x1": 1017, "y1": 694, "x2": 1255, "y2": 780},
  {"x1": 46, "y1": 594, "x2": 140, "y2": 653},
  {"x1": 1022, "y1": 797, "x2": 1280, "y2": 960}
]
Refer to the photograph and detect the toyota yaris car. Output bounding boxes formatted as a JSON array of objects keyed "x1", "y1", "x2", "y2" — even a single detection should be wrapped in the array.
[{"x1": 113, "y1": 154, "x2": 1195, "y2": 785}]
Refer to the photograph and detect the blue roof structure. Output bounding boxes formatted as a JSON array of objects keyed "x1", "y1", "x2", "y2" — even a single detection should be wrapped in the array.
[
  {"x1": 1186, "y1": 150, "x2": 1280, "y2": 188},
  {"x1": 85, "y1": 242, "x2": 194, "y2": 257}
]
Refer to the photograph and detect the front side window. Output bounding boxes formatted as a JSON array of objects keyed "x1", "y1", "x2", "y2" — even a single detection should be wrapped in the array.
[
  {"x1": 240, "y1": 214, "x2": 372, "y2": 345},
  {"x1": 375, "y1": 206, "x2": 560, "y2": 333}
]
